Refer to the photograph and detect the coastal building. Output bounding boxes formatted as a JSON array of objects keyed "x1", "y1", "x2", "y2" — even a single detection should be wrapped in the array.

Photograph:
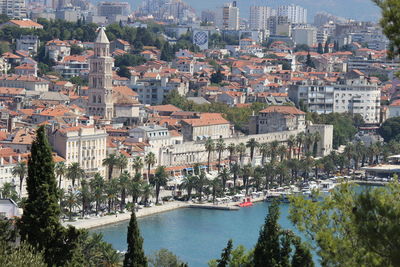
[
  {"x1": 87, "y1": 27, "x2": 114, "y2": 121},
  {"x1": 0, "y1": 74, "x2": 49, "y2": 92},
  {"x1": 49, "y1": 125, "x2": 108, "y2": 178}
]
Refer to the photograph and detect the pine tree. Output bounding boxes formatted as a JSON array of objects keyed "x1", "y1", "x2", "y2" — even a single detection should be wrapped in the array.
[
  {"x1": 123, "y1": 211, "x2": 147, "y2": 267},
  {"x1": 18, "y1": 126, "x2": 80, "y2": 266},
  {"x1": 217, "y1": 239, "x2": 233, "y2": 267},
  {"x1": 292, "y1": 238, "x2": 314, "y2": 267}
]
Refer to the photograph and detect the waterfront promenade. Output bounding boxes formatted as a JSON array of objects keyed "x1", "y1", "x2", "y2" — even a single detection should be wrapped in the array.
[{"x1": 62, "y1": 196, "x2": 265, "y2": 229}]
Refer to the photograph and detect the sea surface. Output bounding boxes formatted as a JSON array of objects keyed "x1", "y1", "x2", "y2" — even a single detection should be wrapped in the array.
[{"x1": 92, "y1": 202, "x2": 308, "y2": 266}]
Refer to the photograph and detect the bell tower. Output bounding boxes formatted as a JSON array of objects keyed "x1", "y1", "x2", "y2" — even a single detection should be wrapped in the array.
[{"x1": 87, "y1": 27, "x2": 114, "y2": 121}]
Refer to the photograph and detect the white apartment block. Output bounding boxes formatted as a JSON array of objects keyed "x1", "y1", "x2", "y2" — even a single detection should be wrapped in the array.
[
  {"x1": 292, "y1": 26, "x2": 317, "y2": 46},
  {"x1": 0, "y1": 0, "x2": 26, "y2": 19},
  {"x1": 249, "y1": 6, "x2": 276, "y2": 31},
  {"x1": 217, "y1": 1, "x2": 240, "y2": 30},
  {"x1": 289, "y1": 78, "x2": 381, "y2": 124},
  {"x1": 278, "y1": 4, "x2": 307, "y2": 24},
  {"x1": 49, "y1": 126, "x2": 108, "y2": 177}
]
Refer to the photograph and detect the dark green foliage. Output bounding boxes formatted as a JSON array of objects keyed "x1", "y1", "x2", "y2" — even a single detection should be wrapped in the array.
[
  {"x1": 118, "y1": 65, "x2": 131, "y2": 79},
  {"x1": 115, "y1": 54, "x2": 146, "y2": 68},
  {"x1": 18, "y1": 126, "x2": 80, "y2": 266},
  {"x1": 160, "y1": 42, "x2": 174, "y2": 61},
  {"x1": 307, "y1": 112, "x2": 363, "y2": 148},
  {"x1": 210, "y1": 69, "x2": 224, "y2": 84},
  {"x1": 378, "y1": 117, "x2": 400, "y2": 142},
  {"x1": 69, "y1": 76, "x2": 88, "y2": 86},
  {"x1": 123, "y1": 211, "x2": 147, "y2": 267},
  {"x1": 70, "y1": 44, "x2": 84, "y2": 55},
  {"x1": 217, "y1": 239, "x2": 233, "y2": 267},
  {"x1": 291, "y1": 239, "x2": 314, "y2": 267},
  {"x1": 324, "y1": 42, "x2": 329, "y2": 53},
  {"x1": 0, "y1": 241, "x2": 47, "y2": 267},
  {"x1": 305, "y1": 53, "x2": 315, "y2": 68},
  {"x1": 148, "y1": 249, "x2": 186, "y2": 267}
]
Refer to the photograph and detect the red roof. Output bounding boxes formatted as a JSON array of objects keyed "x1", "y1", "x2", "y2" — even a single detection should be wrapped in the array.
[{"x1": 260, "y1": 106, "x2": 305, "y2": 115}]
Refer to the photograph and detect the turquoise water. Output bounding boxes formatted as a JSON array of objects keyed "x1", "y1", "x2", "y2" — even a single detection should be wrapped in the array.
[{"x1": 92, "y1": 202, "x2": 306, "y2": 266}]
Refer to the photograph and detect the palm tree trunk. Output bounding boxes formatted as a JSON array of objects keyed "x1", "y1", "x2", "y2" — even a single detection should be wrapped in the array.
[
  {"x1": 156, "y1": 185, "x2": 160, "y2": 204},
  {"x1": 218, "y1": 151, "x2": 222, "y2": 173},
  {"x1": 207, "y1": 152, "x2": 211, "y2": 173}
]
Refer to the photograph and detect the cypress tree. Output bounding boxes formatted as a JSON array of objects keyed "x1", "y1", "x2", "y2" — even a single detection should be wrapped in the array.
[
  {"x1": 217, "y1": 239, "x2": 233, "y2": 267},
  {"x1": 123, "y1": 211, "x2": 147, "y2": 267},
  {"x1": 324, "y1": 42, "x2": 330, "y2": 53},
  {"x1": 253, "y1": 201, "x2": 282, "y2": 266},
  {"x1": 18, "y1": 126, "x2": 79, "y2": 266},
  {"x1": 317, "y1": 43, "x2": 323, "y2": 54}
]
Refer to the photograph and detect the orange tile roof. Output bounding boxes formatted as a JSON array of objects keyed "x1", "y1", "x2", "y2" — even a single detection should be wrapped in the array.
[
  {"x1": 146, "y1": 104, "x2": 182, "y2": 113},
  {"x1": 0, "y1": 87, "x2": 25, "y2": 95},
  {"x1": 9, "y1": 19, "x2": 43, "y2": 28},
  {"x1": 113, "y1": 86, "x2": 138, "y2": 97},
  {"x1": 182, "y1": 113, "x2": 229, "y2": 127},
  {"x1": 260, "y1": 106, "x2": 305, "y2": 115}
]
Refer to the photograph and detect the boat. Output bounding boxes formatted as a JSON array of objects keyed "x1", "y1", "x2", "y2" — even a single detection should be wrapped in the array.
[{"x1": 238, "y1": 197, "x2": 253, "y2": 207}]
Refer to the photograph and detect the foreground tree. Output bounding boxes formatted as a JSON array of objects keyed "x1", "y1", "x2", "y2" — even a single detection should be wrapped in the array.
[
  {"x1": 123, "y1": 211, "x2": 147, "y2": 267},
  {"x1": 18, "y1": 126, "x2": 80, "y2": 266},
  {"x1": 148, "y1": 249, "x2": 186, "y2": 267},
  {"x1": 290, "y1": 183, "x2": 400, "y2": 266}
]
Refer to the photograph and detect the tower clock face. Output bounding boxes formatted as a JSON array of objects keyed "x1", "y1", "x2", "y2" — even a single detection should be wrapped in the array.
[{"x1": 194, "y1": 31, "x2": 208, "y2": 46}]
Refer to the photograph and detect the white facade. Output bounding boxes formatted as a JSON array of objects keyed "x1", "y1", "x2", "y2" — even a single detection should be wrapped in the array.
[
  {"x1": 50, "y1": 126, "x2": 108, "y2": 177},
  {"x1": 249, "y1": 6, "x2": 276, "y2": 31},
  {"x1": 292, "y1": 26, "x2": 317, "y2": 46},
  {"x1": 217, "y1": 2, "x2": 240, "y2": 30},
  {"x1": 278, "y1": 4, "x2": 307, "y2": 24}
]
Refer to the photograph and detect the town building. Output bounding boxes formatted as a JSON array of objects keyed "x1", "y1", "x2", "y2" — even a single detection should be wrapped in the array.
[
  {"x1": 45, "y1": 39, "x2": 71, "y2": 62},
  {"x1": 249, "y1": 6, "x2": 276, "y2": 31},
  {"x1": 49, "y1": 125, "x2": 108, "y2": 177},
  {"x1": 16, "y1": 35, "x2": 39, "y2": 55},
  {"x1": 249, "y1": 106, "x2": 306, "y2": 135},
  {"x1": 0, "y1": 74, "x2": 49, "y2": 91},
  {"x1": 180, "y1": 113, "x2": 231, "y2": 141},
  {"x1": 0, "y1": 0, "x2": 26, "y2": 19}
]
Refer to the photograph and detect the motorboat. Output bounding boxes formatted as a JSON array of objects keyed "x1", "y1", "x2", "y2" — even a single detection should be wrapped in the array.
[{"x1": 238, "y1": 197, "x2": 253, "y2": 207}]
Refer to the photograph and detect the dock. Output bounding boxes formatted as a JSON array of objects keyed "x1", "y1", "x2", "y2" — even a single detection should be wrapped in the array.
[{"x1": 188, "y1": 204, "x2": 240, "y2": 210}]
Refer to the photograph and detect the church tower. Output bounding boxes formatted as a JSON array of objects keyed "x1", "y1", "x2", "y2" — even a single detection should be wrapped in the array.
[{"x1": 87, "y1": 27, "x2": 114, "y2": 121}]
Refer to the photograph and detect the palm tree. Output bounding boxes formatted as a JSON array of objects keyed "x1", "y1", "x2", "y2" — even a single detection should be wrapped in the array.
[
  {"x1": 314, "y1": 159, "x2": 324, "y2": 179},
  {"x1": 241, "y1": 164, "x2": 253, "y2": 196},
  {"x1": 12, "y1": 161, "x2": 27, "y2": 197},
  {"x1": 277, "y1": 145, "x2": 287, "y2": 162},
  {"x1": 151, "y1": 166, "x2": 168, "y2": 205},
  {"x1": 117, "y1": 154, "x2": 128, "y2": 174},
  {"x1": 205, "y1": 138, "x2": 215, "y2": 173},
  {"x1": 269, "y1": 140, "x2": 279, "y2": 163},
  {"x1": 246, "y1": 138, "x2": 259, "y2": 164},
  {"x1": 144, "y1": 152, "x2": 156, "y2": 182},
  {"x1": 209, "y1": 177, "x2": 221, "y2": 204},
  {"x1": 287, "y1": 159, "x2": 301, "y2": 183},
  {"x1": 276, "y1": 162, "x2": 288, "y2": 186},
  {"x1": 179, "y1": 175, "x2": 196, "y2": 200},
  {"x1": 90, "y1": 173, "x2": 105, "y2": 215},
  {"x1": 296, "y1": 132, "x2": 306, "y2": 159},
  {"x1": 64, "y1": 190, "x2": 78, "y2": 221},
  {"x1": 230, "y1": 162, "x2": 240, "y2": 191},
  {"x1": 252, "y1": 167, "x2": 263, "y2": 192},
  {"x1": 141, "y1": 183, "x2": 154, "y2": 204},
  {"x1": 132, "y1": 156, "x2": 144, "y2": 175},
  {"x1": 54, "y1": 161, "x2": 66, "y2": 189},
  {"x1": 218, "y1": 167, "x2": 230, "y2": 192},
  {"x1": 344, "y1": 143, "x2": 354, "y2": 174},
  {"x1": 118, "y1": 171, "x2": 131, "y2": 211},
  {"x1": 236, "y1": 143, "x2": 246, "y2": 166},
  {"x1": 0, "y1": 182, "x2": 18, "y2": 200},
  {"x1": 102, "y1": 153, "x2": 119, "y2": 181},
  {"x1": 195, "y1": 170, "x2": 207, "y2": 202},
  {"x1": 312, "y1": 132, "x2": 321, "y2": 157},
  {"x1": 263, "y1": 163, "x2": 275, "y2": 190},
  {"x1": 259, "y1": 143, "x2": 269, "y2": 165},
  {"x1": 66, "y1": 162, "x2": 85, "y2": 188},
  {"x1": 215, "y1": 138, "x2": 226, "y2": 173},
  {"x1": 227, "y1": 143, "x2": 236, "y2": 167},
  {"x1": 304, "y1": 133, "x2": 314, "y2": 154},
  {"x1": 105, "y1": 178, "x2": 119, "y2": 213},
  {"x1": 129, "y1": 180, "x2": 143, "y2": 204},
  {"x1": 287, "y1": 135, "x2": 296, "y2": 159},
  {"x1": 78, "y1": 179, "x2": 91, "y2": 218},
  {"x1": 102, "y1": 243, "x2": 122, "y2": 267}
]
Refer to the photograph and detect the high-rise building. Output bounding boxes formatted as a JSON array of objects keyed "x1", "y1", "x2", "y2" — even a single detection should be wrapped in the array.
[
  {"x1": 97, "y1": 1, "x2": 130, "y2": 23},
  {"x1": 277, "y1": 4, "x2": 307, "y2": 24},
  {"x1": 0, "y1": 0, "x2": 26, "y2": 19},
  {"x1": 217, "y1": 1, "x2": 239, "y2": 30},
  {"x1": 87, "y1": 27, "x2": 114, "y2": 121},
  {"x1": 249, "y1": 6, "x2": 276, "y2": 31}
]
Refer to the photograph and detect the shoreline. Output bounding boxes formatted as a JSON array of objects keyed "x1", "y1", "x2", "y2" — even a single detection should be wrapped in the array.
[{"x1": 62, "y1": 196, "x2": 265, "y2": 230}]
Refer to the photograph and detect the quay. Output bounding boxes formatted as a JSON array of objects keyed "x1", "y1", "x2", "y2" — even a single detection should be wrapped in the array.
[{"x1": 188, "y1": 204, "x2": 240, "y2": 210}]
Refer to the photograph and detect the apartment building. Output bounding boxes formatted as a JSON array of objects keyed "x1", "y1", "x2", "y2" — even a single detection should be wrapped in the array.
[
  {"x1": 289, "y1": 72, "x2": 381, "y2": 124},
  {"x1": 0, "y1": 74, "x2": 49, "y2": 91},
  {"x1": 45, "y1": 39, "x2": 71, "y2": 62},
  {"x1": 277, "y1": 4, "x2": 307, "y2": 24},
  {"x1": 249, "y1": 6, "x2": 276, "y2": 31},
  {"x1": 0, "y1": 0, "x2": 26, "y2": 19},
  {"x1": 16, "y1": 35, "x2": 39, "y2": 55},
  {"x1": 292, "y1": 26, "x2": 317, "y2": 46},
  {"x1": 217, "y1": 1, "x2": 239, "y2": 30}
]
